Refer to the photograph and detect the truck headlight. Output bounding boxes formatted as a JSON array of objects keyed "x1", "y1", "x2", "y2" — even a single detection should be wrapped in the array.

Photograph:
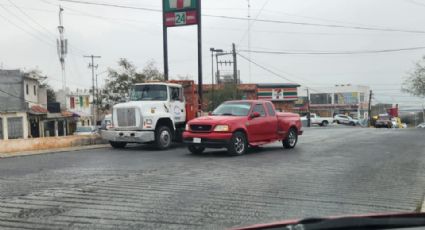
[
  {"x1": 214, "y1": 125, "x2": 229, "y2": 132},
  {"x1": 185, "y1": 124, "x2": 190, "y2": 131},
  {"x1": 145, "y1": 119, "x2": 152, "y2": 125}
]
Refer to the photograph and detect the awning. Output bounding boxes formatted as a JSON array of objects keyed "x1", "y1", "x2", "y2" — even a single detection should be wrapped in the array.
[{"x1": 29, "y1": 105, "x2": 48, "y2": 115}]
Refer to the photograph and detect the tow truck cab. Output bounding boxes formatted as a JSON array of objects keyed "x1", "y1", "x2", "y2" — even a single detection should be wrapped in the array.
[{"x1": 101, "y1": 80, "x2": 198, "y2": 149}]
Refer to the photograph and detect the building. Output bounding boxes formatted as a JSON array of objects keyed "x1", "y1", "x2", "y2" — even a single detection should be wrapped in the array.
[
  {"x1": 297, "y1": 85, "x2": 370, "y2": 119},
  {"x1": 0, "y1": 70, "x2": 48, "y2": 139},
  {"x1": 0, "y1": 69, "x2": 74, "y2": 140},
  {"x1": 66, "y1": 89, "x2": 93, "y2": 127},
  {"x1": 201, "y1": 83, "x2": 300, "y2": 112}
]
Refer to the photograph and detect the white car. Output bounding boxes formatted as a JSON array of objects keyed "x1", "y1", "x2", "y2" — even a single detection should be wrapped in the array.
[
  {"x1": 74, "y1": 126, "x2": 98, "y2": 135},
  {"x1": 334, "y1": 114, "x2": 358, "y2": 126},
  {"x1": 417, "y1": 123, "x2": 425, "y2": 129}
]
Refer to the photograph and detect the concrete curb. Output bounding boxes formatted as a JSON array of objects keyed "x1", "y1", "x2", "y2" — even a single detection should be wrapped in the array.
[{"x1": 0, "y1": 144, "x2": 110, "y2": 159}]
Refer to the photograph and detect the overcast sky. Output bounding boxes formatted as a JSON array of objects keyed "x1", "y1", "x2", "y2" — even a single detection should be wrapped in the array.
[{"x1": 1, "y1": 0, "x2": 425, "y2": 108}]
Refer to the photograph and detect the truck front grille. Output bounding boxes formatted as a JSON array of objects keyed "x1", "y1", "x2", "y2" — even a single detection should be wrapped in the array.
[
  {"x1": 190, "y1": 124, "x2": 212, "y2": 132},
  {"x1": 116, "y1": 108, "x2": 137, "y2": 127}
]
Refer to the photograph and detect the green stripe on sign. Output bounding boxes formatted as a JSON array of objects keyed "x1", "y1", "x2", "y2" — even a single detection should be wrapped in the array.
[
  {"x1": 257, "y1": 92, "x2": 272, "y2": 96},
  {"x1": 283, "y1": 92, "x2": 298, "y2": 96}
]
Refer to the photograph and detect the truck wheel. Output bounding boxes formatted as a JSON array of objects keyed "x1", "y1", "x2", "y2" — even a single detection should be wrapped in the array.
[
  {"x1": 350, "y1": 122, "x2": 356, "y2": 126},
  {"x1": 283, "y1": 128, "x2": 298, "y2": 149},
  {"x1": 188, "y1": 145, "x2": 205, "y2": 155},
  {"x1": 227, "y1": 131, "x2": 247, "y2": 156},
  {"x1": 322, "y1": 121, "x2": 329, "y2": 127},
  {"x1": 110, "y1": 141, "x2": 127, "y2": 149},
  {"x1": 155, "y1": 126, "x2": 172, "y2": 150}
]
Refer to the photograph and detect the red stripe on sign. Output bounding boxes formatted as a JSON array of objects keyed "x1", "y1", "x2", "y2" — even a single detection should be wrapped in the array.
[
  {"x1": 186, "y1": 11, "x2": 197, "y2": 24},
  {"x1": 165, "y1": 13, "x2": 176, "y2": 26},
  {"x1": 177, "y1": 0, "x2": 184, "y2": 9}
]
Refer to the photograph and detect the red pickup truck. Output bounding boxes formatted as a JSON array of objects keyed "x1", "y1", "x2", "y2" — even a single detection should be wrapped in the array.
[{"x1": 183, "y1": 100, "x2": 303, "y2": 156}]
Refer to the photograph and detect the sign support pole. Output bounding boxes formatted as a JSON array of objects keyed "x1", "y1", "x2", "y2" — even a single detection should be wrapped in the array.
[
  {"x1": 197, "y1": 0, "x2": 203, "y2": 111},
  {"x1": 162, "y1": 0, "x2": 169, "y2": 81}
]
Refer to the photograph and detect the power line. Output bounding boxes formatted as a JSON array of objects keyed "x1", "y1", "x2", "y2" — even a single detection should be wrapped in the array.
[
  {"x1": 8, "y1": 0, "x2": 56, "y2": 36},
  {"x1": 0, "y1": 7, "x2": 55, "y2": 47},
  {"x1": 237, "y1": 53, "x2": 323, "y2": 93},
  {"x1": 0, "y1": 88, "x2": 39, "y2": 104},
  {"x1": 57, "y1": 0, "x2": 425, "y2": 34},
  {"x1": 239, "y1": 46, "x2": 425, "y2": 55}
]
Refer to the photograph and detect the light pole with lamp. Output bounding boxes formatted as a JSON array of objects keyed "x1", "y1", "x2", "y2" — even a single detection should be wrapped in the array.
[{"x1": 210, "y1": 48, "x2": 223, "y2": 110}]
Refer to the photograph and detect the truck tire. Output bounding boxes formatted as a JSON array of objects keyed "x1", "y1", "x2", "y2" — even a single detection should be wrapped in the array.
[
  {"x1": 155, "y1": 126, "x2": 172, "y2": 150},
  {"x1": 322, "y1": 121, "x2": 329, "y2": 127},
  {"x1": 283, "y1": 128, "x2": 298, "y2": 149},
  {"x1": 350, "y1": 122, "x2": 356, "y2": 126},
  {"x1": 110, "y1": 141, "x2": 127, "y2": 149},
  {"x1": 227, "y1": 131, "x2": 247, "y2": 156},
  {"x1": 188, "y1": 145, "x2": 205, "y2": 155}
]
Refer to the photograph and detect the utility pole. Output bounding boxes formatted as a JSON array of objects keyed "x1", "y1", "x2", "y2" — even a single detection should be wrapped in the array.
[
  {"x1": 232, "y1": 43, "x2": 238, "y2": 99},
  {"x1": 57, "y1": 6, "x2": 68, "y2": 106},
  {"x1": 247, "y1": 0, "x2": 252, "y2": 83},
  {"x1": 306, "y1": 88, "x2": 311, "y2": 127},
  {"x1": 84, "y1": 55, "x2": 101, "y2": 126},
  {"x1": 210, "y1": 48, "x2": 223, "y2": 110},
  {"x1": 368, "y1": 90, "x2": 373, "y2": 127}
]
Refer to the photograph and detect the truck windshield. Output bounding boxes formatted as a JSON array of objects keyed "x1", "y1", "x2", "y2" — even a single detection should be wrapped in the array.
[
  {"x1": 212, "y1": 102, "x2": 252, "y2": 116},
  {"x1": 130, "y1": 85, "x2": 168, "y2": 101}
]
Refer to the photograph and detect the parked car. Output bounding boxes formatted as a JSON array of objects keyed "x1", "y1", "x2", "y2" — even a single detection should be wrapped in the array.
[
  {"x1": 375, "y1": 114, "x2": 393, "y2": 128},
  {"x1": 334, "y1": 114, "x2": 358, "y2": 126},
  {"x1": 302, "y1": 113, "x2": 334, "y2": 127},
  {"x1": 100, "y1": 114, "x2": 112, "y2": 130},
  {"x1": 417, "y1": 123, "x2": 425, "y2": 128},
  {"x1": 74, "y1": 126, "x2": 98, "y2": 135},
  {"x1": 183, "y1": 100, "x2": 303, "y2": 156}
]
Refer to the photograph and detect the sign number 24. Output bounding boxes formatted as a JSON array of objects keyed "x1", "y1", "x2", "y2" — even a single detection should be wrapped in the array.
[{"x1": 175, "y1": 12, "x2": 186, "y2": 25}]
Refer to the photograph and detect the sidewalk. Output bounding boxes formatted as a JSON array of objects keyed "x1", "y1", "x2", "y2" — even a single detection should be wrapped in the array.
[{"x1": 0, "y1": 144, "x2": 109, "y2": 158}]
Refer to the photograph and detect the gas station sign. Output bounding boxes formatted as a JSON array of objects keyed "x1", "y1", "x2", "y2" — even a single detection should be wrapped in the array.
[
  {"x1": 165, "y1": 10, "x2": 197, "y2": 27},
  {"x1": 163, "y1": 0, "x2": 198, "y2": 27}
]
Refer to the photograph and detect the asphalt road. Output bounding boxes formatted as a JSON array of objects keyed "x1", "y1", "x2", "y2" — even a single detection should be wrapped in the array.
[{"x1": 0, "y1": 127, "x2": 425, "y2": 229}]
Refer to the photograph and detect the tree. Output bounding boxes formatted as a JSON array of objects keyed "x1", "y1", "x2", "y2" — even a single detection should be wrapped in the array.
[
  {"x1": 204, "y1": 84, "x2": 243, "y2": 111},
  {"x1": 402, "y1": 56, "x2": 425, "y2": 97},
  {"x1": 99, "y1": 59, "x2": 164, "y2": 111},
  {"x1": 41, "y1": 83, "x2": 56, "y2": 103}
]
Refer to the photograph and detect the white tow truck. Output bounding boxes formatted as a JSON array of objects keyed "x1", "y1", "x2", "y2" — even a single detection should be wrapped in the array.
[
  {"x1": 302, "y1": 113, "x2": 334, "y2": 127},
  {"x1": 101, "y1": 80, "x2": 199, "y2": 149}
]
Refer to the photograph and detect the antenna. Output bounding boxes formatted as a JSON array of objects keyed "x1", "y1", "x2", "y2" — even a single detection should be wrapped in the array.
[{"x1": 57, "y1": 5, "x2": 68, "y2": 105}]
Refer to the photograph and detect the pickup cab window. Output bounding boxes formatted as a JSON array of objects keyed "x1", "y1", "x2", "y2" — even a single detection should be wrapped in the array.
[
  {"x1": 253, "y1": 104, "x2": 266, "y2": 117},
  {"x1": 265, "y1": 102, "x2": 276, "y2": 116},
  {"x1": 212, "y1": 102, "x2": 251, "y2": 116},
  {"x1": 130, "y1": 85, "x2": 168, "y2": 101}
]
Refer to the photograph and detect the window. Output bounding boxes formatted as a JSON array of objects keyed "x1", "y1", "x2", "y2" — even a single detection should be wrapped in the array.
[
  {"x1": 212, "y1": 102, "x2": 251, "y2": 116},
  {"x1": 360, "y1": 93, "x2": 365, "y2": 102},
  {"x1": 130, "y1": 85, "x2": 167, "y2": 101},
  {"x1": 265, "y1": 102, "x2": 276, "y2": 116},
  {"x1": 252, "y1": 104, "x2": 266, "y2": 117},
  {"x1": 7, "y1": 117, "x2": 23, "y2": 139},
  {"x1": 170, "y1": 87, "x2": 182, "y2": 101},
  {"x1": 33, "y1": 85, "x2": 36, "y2": 96},
  {"x1": 311, "y1": 93, "x2": 332, "y2": 104},
  {"x1": 26, "y1": 84, "x2": 29, "y2": 95}
]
